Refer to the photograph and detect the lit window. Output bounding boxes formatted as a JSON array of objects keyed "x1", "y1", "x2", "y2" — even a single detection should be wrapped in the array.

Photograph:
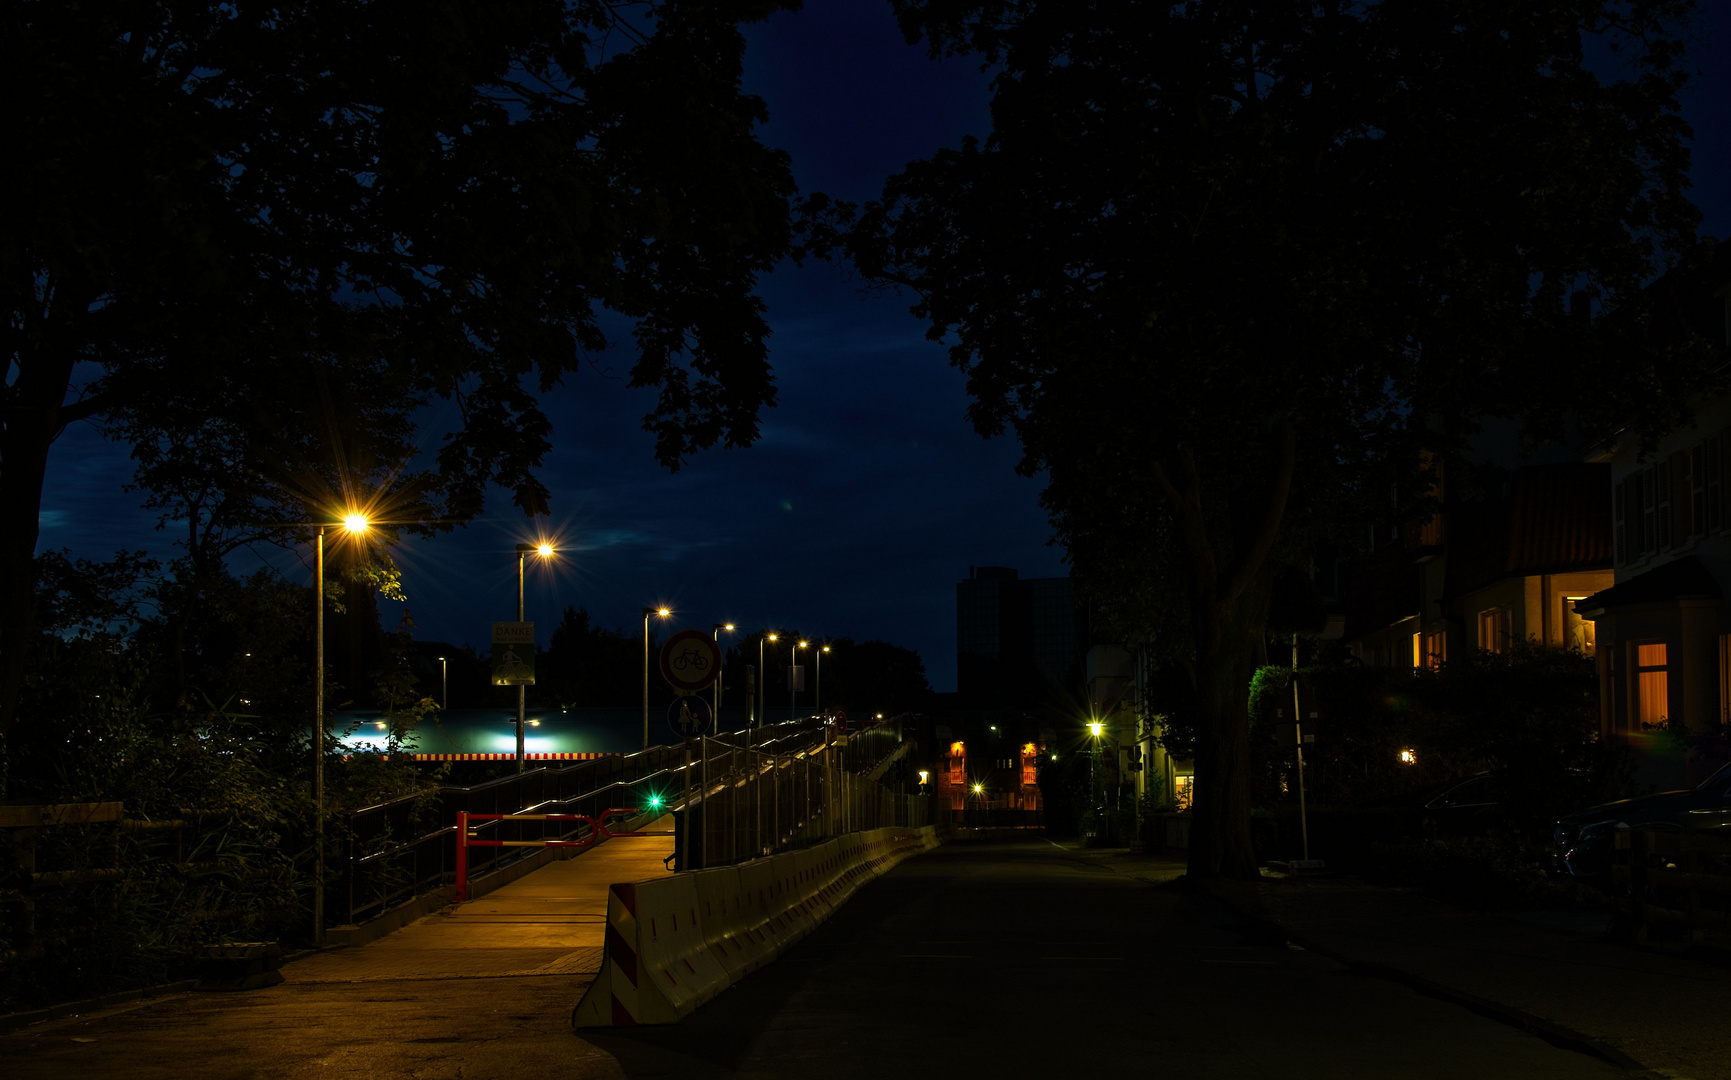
[
  {"x1": 1479, "y1": 608, "x2": 1512, "y2": 653},
  {"x1": 1635, "y1": 642, "x2": 1668, "y2": 730},
  {"x1": 1563, "y1": 597, "x2": 1595, "y2": 656},
  {"x1": 1173, "y1": 775, "x2": 1194, "y2": 812}
]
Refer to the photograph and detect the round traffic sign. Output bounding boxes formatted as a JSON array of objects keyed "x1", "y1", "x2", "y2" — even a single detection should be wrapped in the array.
[
  {"x1": 668, "y1": 694, "x2": 713, "y2": 738},
  {"x1": 659, "y1": 629, "x2": 721, "y2": 694}
]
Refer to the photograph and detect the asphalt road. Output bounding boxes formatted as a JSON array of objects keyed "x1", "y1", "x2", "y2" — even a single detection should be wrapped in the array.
[{"x1": 2, "y1": 838, "x2": 1630, "y2": 1079}]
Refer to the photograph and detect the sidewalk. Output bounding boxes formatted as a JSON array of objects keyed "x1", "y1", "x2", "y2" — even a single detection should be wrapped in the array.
[
  {"x1": 289, "y1": 816, "x2": 675, "y2": 982},
  {"x1": 1075, "y1": 846, "x2": 1731, "y2": 1080}
]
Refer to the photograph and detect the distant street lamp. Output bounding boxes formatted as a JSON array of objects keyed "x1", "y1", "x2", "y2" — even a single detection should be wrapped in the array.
[
  {"x1": 438, "y1": 655, "x2": 447, "y2": 710},
  {"x1": 642, "y1": 606, "x2": 671, "y2": 751},
  {"x1": 816, "y1": 644, "x2": 831, "y2": 716},
  {"x1": 712, "y1": 623, "x2": 735, "y2": 731},
  {"x1": 313, "y1": 512, "x2": 370, "y2": 944},
  {"x1": 513, "y1": 542, "x2": 555, "y2": 773},
  {"x1": 792, "y1": 640, "x2": 808, "y2": 723},
  {"x1": 758, "y1": 633, "x2": 778, "y2": 729}
]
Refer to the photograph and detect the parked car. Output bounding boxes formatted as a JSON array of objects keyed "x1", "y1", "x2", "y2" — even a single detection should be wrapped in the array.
[
  {"x1": 1553, "y1": 760, "x2": 1731, "y2": 884},
  {"x1": 1421, "y1": 772, "x2": 1501, "y2": 838}
]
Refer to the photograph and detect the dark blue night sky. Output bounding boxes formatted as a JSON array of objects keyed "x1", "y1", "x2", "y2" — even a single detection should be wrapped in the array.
[{"x1": 35, "y1": 1, "x2": 1731, "y2": 692}]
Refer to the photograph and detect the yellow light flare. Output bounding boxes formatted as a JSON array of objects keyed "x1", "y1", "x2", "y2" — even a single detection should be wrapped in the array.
[{"x1": 342, "y1": 513, "x2": 369, "y2": 533}]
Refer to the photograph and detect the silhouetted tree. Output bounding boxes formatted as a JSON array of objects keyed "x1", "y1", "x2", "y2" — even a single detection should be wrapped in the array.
[
  {"x1": 852, "y1": 0, "x2": 1718, "y2": 877},
  {"x1": 5, "y1": 0, "x2": 801, "y2": 735}
]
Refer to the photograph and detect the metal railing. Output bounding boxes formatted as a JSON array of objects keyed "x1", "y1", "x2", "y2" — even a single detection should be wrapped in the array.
[
  {"x1": 337, "y1": 718, "x2": 831, "y2": 924},
  {"x1": 677, "y1": 729, "x2": 934, "y2": 870}
]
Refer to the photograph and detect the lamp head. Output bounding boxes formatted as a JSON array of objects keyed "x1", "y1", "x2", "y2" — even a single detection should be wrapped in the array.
[
  {"x1": 798, "y1": 641, "x2": 809, "y2": 649},
  {"x1": 536, "y1": 542, "x2": 554, "y2": 558},
  {"x1": 657, "y1": 607, "x2": 671, "y2": 617},
  {"x1": 1088, "y1": 721, "x2": 1104, "y2": 738},
  {"x1": 767, "y1": 633, "x2": 778, "y2": 642},
  {"x1": 342, "y1": 513, "x2": 369, "y2": 534}
]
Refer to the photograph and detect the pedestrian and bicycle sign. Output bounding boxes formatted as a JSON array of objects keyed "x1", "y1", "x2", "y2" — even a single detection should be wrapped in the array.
[
  {"x1": 668, "y1": 695, "x2": 713, "y2": 738},
  {"x1": 490, "y1": 621, "x2": 536, "y2": 686},
  {"x1": 658, "y1": 629, "x2": 721, "y2": 694}
]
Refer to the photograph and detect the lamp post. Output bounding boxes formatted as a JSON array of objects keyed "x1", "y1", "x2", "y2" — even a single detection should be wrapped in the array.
[
  {"x1": 641, "y1": 606, "x2": 671, "y2": 751},
  {"x1": 815, "y1": 644, "x2": 830, "y2": 717},
  {"x1": 712, "y1": 623, "x2": 734, "y2": 731},
  {"x1": 438, "y1": 656, "x2": 447, "y2": 710},
  {"x1": 513, "y1": 542, "x2": 555, "y2": 774},
  {"x1": 758, "y1": 633, "x2": 778, "y2": 729},
  {"x1": 313, "y1": 512, "x2": 369, "y2": 944},
  {"x1": 792, "y1": 640, "x2": 808, "y2": 723}
]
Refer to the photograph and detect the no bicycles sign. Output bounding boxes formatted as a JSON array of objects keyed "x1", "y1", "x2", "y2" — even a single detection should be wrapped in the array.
[{"x1": 658, "y1": 629, "x2": 721, "y2": 695}]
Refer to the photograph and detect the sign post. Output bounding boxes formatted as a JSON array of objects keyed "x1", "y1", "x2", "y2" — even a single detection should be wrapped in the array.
[{"x1": 658, "y1": 630, "x2": 721, "y2": 871}]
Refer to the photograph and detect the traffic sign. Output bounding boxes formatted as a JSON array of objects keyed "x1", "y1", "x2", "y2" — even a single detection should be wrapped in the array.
[
  {"x1": 490, "y1": 621, "x2": 535, "y2": 686},
  {"x1": 658, "y1": 629, "x2": 721, "y2": 694},
  {"x1": 668, "y1": 694, "x2": 713, "y2": 738}
]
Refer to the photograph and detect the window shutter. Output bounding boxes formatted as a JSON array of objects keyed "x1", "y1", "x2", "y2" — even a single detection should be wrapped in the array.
[
  {"x1": 1613, "y1": 476, "x2": 1628, "y2": 566},
  {"x1": 1655, "y1": 461, "x2": 1672, "y2": 550},
  {"x1": 1708, "y1": 436, "x2": 1724, "y2": 533},
  {"x1": 1688, "y1": 447, "x2": 1707, "y2": 538},
  {"x1": 1672, "y1": 450, "x2": 1694, "y2": 540}
]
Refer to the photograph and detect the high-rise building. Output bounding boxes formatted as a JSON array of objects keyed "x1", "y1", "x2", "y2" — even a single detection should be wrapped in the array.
[{"x1": 956, "y1": 566, "x2": 1082, "y2": 703}]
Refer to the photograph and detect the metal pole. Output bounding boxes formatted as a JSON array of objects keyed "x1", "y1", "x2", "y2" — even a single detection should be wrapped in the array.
[
  {"x1": 701, "y1": 735, "x2": 709, "y2": 868},
  {"x1": 790, "y1": 642, "x2": 797, "y2": 724},
  {"x1": 816, "y1": 647, "x2": 822, "y2": 716},
  {"x1": 516, "y1": 552, "x2": 526, "y2": 774},
  {"x1": 439, "y1": 656, "x2": 447, "y2": 710},
  {"x1": 1293, "y1": 633, "x2": 1311, "y2": 863},
  {"x1": 642, "y1": 611, "x2": 650, "y2": 753},
  {"x1": 313, "y1": 526, "x2": 325, "y2": 944}
]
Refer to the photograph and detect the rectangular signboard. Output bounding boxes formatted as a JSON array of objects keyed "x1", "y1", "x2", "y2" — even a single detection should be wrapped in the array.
[{"x1": 491, "y1": 622, "x2": 535, "y2": 686}]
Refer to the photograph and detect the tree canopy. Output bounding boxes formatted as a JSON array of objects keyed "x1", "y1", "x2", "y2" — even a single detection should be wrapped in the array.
[
  {"x1": 6, "y1": 0, "x2": 804, "y2": 733},
  {"x1": 852, "y1": 0, "x2": 1719, "y2": 876}
]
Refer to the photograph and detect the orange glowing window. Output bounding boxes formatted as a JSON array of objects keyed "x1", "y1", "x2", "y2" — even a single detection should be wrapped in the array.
[
  {"x1": 1635, "y1": 642, "x2": 1668, "y2": 730},
  {"x1": 950, "y1": 741, "x2": 965, "y2": 757}
]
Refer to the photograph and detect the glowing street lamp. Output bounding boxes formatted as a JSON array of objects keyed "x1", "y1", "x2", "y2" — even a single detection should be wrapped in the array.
[
  {"x1": 792, "y1": 640, "x2": 809, "y2": 723},
  {"x1": 758, "y1": 633, "x2": 778, "y2": 728},
  {"x1": 642, "y1": 606, "x2": 672, "y2": 751},
  {"x1": 713, "y1": 623, "x2": 735, "y2": 731},
  {"x1": 438, "y1": 656, "x2": 447, "y2": 710},
  {"x1": 313, "y1": 511, "x2": 369, "y2": 943},
  {"x1": 815, "y1": 644, "x2": 831, "y2": 716},
  {"x1": 513, "y1": 542, "x2": 556, "y2": 773}
]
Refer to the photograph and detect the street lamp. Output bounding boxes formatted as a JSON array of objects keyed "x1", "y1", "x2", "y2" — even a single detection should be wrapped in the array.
[
  {"x1": 816, "y1": 644, "x2": 831, "y2": 717},
  {"x1": 758, "y1": 633, "x2": 778, "y2": 729},
  {"x1": 313, "y1": 511, "x2": 369, "y2": 944},
  {"x1": 438, "y1": 656, "x2": 447, "y2": 710},
  {"x1": 642, "y1": 606, "x2": 671, "y2": 751},
  {"x1": 792, "y1": 640, "x2": 808, "y2": 723},
  {"x1": 713, "y1": 623, "x2": 734, "y2": 732},
  {"x1": 513, "y1": 542, "x2": 555, "y2": 773}
]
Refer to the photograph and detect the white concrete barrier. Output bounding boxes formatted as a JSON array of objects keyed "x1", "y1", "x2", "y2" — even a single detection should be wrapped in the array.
[{"x1": 573, "y1": 825, "x2": 941, "y2": 1027}]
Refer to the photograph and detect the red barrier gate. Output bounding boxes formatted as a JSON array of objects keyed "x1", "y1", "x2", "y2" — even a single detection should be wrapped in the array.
[{"x1": 453, "y1": 808, "x2": 672, "y2": 900}]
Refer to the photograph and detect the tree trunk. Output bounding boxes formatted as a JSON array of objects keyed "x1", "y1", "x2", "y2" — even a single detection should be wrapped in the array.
[
  {"x1": 1185, "y1": 563, "x2": 1276, "y2": 879},
  {"x1": 0, "y1": 343, "x2": 80, "y2": 739}
]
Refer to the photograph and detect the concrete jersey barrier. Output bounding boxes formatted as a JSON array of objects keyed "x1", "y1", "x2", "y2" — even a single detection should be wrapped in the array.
[{"x1": 573, "y1": 825, "x2": 941, "y2": 1028}]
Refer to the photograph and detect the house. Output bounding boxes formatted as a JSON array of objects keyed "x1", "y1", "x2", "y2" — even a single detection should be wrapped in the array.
[
  {"x1": 1570, "y1": 257, "x2": 1731, "y2": 788},
  {"x1": 1344, "y1": 457, "x2": 1613, "y2": 670}
]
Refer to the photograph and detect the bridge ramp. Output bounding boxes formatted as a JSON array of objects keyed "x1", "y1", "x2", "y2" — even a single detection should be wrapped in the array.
[{"x1": 291, "y1": 817, "x2": 673, "y2": 982}]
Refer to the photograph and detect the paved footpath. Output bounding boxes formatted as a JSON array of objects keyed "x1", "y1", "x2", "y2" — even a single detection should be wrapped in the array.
[
  {"x1": 292, "y1": 819, "x2": 676, "y2": 983},
  {"x1": 1075, "y1": 846, "x2": 1731, "y2": 1080}
]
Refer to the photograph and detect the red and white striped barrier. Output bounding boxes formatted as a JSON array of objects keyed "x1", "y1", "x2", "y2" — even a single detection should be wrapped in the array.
[{"x1": 572, "y1": 825, "x2": 941, "y2": 1028}]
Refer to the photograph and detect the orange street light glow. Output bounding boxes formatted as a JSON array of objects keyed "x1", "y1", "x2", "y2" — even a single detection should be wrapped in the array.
[
  {"x1": 342, "y1": 514, "x2": 369, "y2": 533},
  {"x1": 536, "y1": 543, "x2": 554, "y2": 557}
]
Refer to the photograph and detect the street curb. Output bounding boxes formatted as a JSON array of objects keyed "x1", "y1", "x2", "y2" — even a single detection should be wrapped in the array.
[
  {"x1": 0, "y1": 979, "x2": 198, "y2": 1033},
  {"x1": 1207, "y1": 883, "x2": 1665, "y2": 1077}
]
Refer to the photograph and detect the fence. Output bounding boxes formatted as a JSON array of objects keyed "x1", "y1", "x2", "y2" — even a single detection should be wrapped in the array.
[
  {"x1": 1612, "y1": 824, "x2": 1731, "y2": 951},
  {"x1": 338, "y1": 718, "x2": 834, "y2": 925},
  {"x1": 678, "y1": 730, "x2": 934, "y2": 870}
]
